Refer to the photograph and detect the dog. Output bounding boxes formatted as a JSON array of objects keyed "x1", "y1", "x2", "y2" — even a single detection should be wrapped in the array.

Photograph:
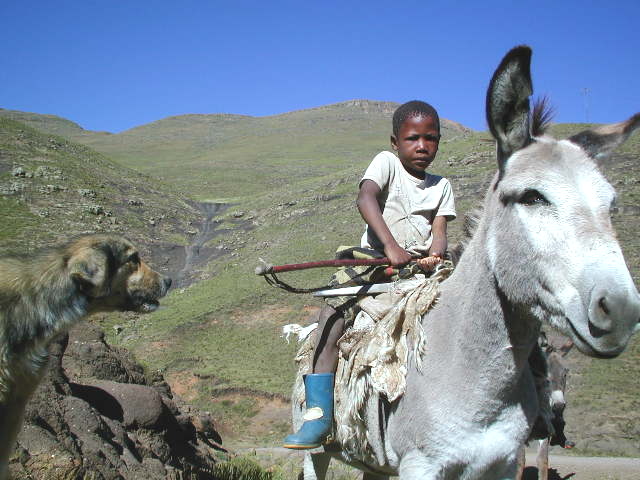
[{"x1": 0, "y1": 234, "x2": 171, "y2": 477}]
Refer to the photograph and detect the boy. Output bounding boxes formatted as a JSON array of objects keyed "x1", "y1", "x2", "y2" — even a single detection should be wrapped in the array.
[{"x1": 284, "y1": 101, "x2": 456, "y2": 449}]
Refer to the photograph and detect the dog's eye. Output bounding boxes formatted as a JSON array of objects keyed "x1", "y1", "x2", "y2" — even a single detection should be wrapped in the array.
[
  {"x1": 127, "y1": 253, "x2": 140, "y2": 264},
  {"x1": 518, "y1": 189, "x2": 549, "y2": 206}
]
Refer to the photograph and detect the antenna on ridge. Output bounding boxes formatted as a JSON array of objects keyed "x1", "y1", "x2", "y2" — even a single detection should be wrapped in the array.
[{"x1": 581, "y1": 87, "x2": 591, "y2": 123}]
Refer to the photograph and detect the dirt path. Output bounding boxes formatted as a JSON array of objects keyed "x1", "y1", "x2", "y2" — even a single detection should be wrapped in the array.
[
  {"x1": 244, "y1": 447, "x2": 640, "y2": 479},
  {"x1": 522, "y1": 452, "x2": 640, "y2": 480}
]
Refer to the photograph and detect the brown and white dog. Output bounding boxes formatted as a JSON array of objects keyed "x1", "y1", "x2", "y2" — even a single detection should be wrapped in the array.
[{"x1": 0, "y1": 234, "x2": 171, "y2": 478}]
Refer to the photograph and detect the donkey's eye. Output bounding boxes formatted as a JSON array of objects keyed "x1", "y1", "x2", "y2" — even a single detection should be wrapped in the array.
[
  {"x1": 518, "y1": 189, "x2": 549, "y2": 206},
  {"x1": 127, "y1": 252, "x2": 140, "y2": 264}
]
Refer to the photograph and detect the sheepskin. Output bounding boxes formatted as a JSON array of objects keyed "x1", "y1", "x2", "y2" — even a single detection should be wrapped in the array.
[{"x1": 292, "y1": 262, "x2": 453, "y2": 461}]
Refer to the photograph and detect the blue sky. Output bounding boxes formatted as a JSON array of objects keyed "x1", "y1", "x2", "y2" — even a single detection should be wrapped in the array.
[{"x1": 2, "y1": 1, "x2": 638, "y2": 133}]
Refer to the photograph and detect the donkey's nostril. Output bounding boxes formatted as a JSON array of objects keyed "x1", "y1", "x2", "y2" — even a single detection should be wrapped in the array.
[{"x1": 598, "y1": 297, "x2": 610, "y2": 316}]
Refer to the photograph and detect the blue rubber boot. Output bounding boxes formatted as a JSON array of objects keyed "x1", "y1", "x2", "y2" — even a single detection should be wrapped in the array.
[{"x1": 283, "y1": 373, "x2": 334, "y2": 449}]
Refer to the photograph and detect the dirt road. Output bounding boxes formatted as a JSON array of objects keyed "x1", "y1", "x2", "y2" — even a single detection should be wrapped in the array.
[
  {"x1": 522, "y1": 453, "x2": 640, "y2": 480},
  {"x1": 247, "y1": 447, "x2": 640, "y2": 479}
]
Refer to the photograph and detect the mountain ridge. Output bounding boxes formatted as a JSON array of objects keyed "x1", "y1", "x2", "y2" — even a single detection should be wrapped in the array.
[{"x1": 0, "y1": 99, "x2": 471, "y2": 137}]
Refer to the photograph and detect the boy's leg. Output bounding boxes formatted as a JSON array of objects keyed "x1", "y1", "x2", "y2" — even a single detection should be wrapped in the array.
[
  {"x1": 283, "y1": 305, "x2": 344, "y2": 449},
  {"x1": 313, "y1": 305, "x2": 345, "y2": 373}
]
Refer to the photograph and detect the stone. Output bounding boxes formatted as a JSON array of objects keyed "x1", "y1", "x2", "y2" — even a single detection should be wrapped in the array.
[{"x1": 85, "y1": 380, "x2": 165, "y2": 430}]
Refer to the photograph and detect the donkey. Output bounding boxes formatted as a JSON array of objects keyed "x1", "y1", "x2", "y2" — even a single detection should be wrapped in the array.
[
  {"x1": 516, "y1": 336, "x2": 574, "y2": 480},
  {"x1": 543, "y1": 336, "x2": 574, "y2": 451},
  {"x1": 293, "y1": 45, "x2": 640, "y2": 480}
]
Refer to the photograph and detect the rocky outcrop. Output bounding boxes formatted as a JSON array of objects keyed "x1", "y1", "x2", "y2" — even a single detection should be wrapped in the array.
[{"x1": 10, "y1": 324, "x2": 224, "y2": 480}]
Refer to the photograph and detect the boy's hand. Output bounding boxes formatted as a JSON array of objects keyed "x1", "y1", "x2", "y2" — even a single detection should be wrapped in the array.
[
  {"x1": 384, "y1": 243, "x2": 413, "y2": 267},
  {"x1": 417, "y1": 255, "x2": 443, "y2": 272}
]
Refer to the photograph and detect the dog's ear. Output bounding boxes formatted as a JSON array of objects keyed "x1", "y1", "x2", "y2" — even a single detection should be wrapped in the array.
[{"x1": 68, "y1": 247, "x2": 110, "y2": 297}]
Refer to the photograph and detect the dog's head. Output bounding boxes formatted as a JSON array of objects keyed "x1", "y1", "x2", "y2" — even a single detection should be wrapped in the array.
[{"x1": 66, "y1": 235, "x2": 171, "y2": 313}]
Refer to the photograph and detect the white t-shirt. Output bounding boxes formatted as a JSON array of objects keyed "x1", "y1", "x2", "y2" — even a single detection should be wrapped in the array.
[{"x1": 360, "y1": 151, "x2": 456, "y2": 255}]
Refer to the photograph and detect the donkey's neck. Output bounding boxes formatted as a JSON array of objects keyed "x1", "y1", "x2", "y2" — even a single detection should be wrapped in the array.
[{"x1": 423, "y1": 238, "x2": 540, "y2": 412}]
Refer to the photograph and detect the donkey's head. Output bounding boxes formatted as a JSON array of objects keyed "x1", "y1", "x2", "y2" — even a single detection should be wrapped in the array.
[{"x1": 483, "y1": 45, "x2": 640, "y2": 358}]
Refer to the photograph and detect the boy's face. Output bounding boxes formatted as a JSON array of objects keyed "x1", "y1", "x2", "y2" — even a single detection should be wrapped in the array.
[{"x1": 391, "y1": 115, "x2": 440, "y2": 179}]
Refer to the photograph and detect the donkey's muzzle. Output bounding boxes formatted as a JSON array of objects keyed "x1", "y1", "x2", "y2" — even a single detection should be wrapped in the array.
[{"x1": 582, "y1": 268, "x2": 640, "y2": 355}]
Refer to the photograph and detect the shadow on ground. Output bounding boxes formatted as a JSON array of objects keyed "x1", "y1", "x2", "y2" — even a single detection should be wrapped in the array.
[{"x1": 523, "y1": 467, "x2": 575, "y2": 480}]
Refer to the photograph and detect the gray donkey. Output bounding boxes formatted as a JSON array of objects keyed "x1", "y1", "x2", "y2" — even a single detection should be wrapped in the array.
[{"x1": 294, "y1": 45, "x2": 640, "y2": 480}]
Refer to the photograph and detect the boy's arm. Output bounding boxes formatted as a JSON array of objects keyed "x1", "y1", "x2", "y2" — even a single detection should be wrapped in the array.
[
  {"x1": 428, "y1": 215, "x2": 448, "y2": 258},
  {"x1": 417, "y1": 215, "x2": 449, "y2": 271},
  {"x1": 357, "y1": 180, "x2": 413, "y2": 267}
]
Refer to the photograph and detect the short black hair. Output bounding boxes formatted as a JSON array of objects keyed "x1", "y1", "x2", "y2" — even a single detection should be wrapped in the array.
[{"x1": 392, "y1": 100, "x2": 440, "y2": 137}]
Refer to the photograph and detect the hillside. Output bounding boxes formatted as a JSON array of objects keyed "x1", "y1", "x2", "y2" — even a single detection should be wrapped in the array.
[
  {"x1": 0, "y1": 116, "x2": 231, "y2": 283},
  {"x1": 1, "y1": 105, "x2": 639, "y2": 468},
  {"x1": 0, "y1": 101, "x2": 471, "y2": 201}
]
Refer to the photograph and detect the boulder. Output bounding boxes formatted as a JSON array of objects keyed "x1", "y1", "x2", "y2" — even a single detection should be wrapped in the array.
[
  {"x1": 82, "y1": 380, "x2": 165, "y2": 430},
  {"x1": 11, "y1": 325, "x2": 223, "y2": 479}
]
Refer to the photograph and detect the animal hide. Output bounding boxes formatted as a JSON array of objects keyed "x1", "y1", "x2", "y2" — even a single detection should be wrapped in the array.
[{"x1": 294, "y1": 263, "x2": 453, "y2": 463}]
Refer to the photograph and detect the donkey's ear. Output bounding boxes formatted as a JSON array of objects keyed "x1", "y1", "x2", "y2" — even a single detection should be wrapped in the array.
[
  {"x1": 569, "y1": 113, "x2": 640, "y2": 161},
  {"x1": 69, "y1": 247, "x2": 109, "y2": 297},
  {"x1": 486, "y1": 45, "x2": 533, "y2": 175}
]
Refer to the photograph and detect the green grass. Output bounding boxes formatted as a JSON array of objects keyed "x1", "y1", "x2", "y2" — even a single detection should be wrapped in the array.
[
  {"x1": 213, "y1": 455, "x2": 283, "y2": 480},
  {"x1": 224, "y1": 452, "x2": 362, "y2": 480},
  {"x1": 0, "y1": 197, "x2": 39, "y2": 247}
]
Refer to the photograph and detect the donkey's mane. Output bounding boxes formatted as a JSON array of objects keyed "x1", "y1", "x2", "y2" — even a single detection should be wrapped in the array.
[
  {"x1": 531, "y1": 96, "x2": 554, "y2": 137},
  {"x1": 449, "y1": 207, "x2": 482, "y2": 265}
]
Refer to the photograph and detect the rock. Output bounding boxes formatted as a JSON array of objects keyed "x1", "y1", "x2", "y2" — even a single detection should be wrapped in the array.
[
  {"x1": 141, "y1": 457, "x2": 167, "y2": 479},
  {"x1": 85, "y1": 380, "x2": 165, "y2": 430},
  {"x1": 34, "y1": 165, "x2": 64, "y2": 180},
  {"x1": 0, "y1": 182, "x2": 26, "y2": 195},
  {"x1": 11, "y1": 326, "x2": 224, "y2": 479},
  {"x1": 11, "y1": 166, "x2": 26, "y2": 177},
  {"x1": 38, "y1": 184, "x2": 67, "y2": 194},
  {"x1": 61, "y1": 395, "x2": 125, "y2": 472},
  {"x1": 77, "y1": 188, "x2": 97, "y2": 197},
  {"x1": 86, "y1": 204, "x2": 105, "y2": 215},
  {"x1": 63, "y1": 323, "x2": 146, "y2": 384},
  {"x1": 16, "y1": 424, "x2": 68, "y2": 459},
  {"x1": 192, "y1": 413, "x2": 218, "y2": 439}
]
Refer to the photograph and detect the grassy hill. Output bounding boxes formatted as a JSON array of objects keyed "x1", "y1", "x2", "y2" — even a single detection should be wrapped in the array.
[
  {"x1": 1, "y1": 101, "x2": 471, "y2": 201},
  {"x1": 0, "y1": 104, "x2": 638, "y2": 459},
  {"x1": 0, "y1": 116, "x2": 204, "y2": 273}
]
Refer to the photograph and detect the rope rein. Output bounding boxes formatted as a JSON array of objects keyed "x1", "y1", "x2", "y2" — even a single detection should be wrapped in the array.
[{"x1": 261, "y1": 267, "x2": 384, "y2": 294}]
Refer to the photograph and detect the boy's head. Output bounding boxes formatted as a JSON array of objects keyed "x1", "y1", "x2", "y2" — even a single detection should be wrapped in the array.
[
  {"x1": 391, "y1": 101, "x2": 441, "y2": 179},
  {"x1": 392, "y1": 100, "x2": 440, "y2": 138}
]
